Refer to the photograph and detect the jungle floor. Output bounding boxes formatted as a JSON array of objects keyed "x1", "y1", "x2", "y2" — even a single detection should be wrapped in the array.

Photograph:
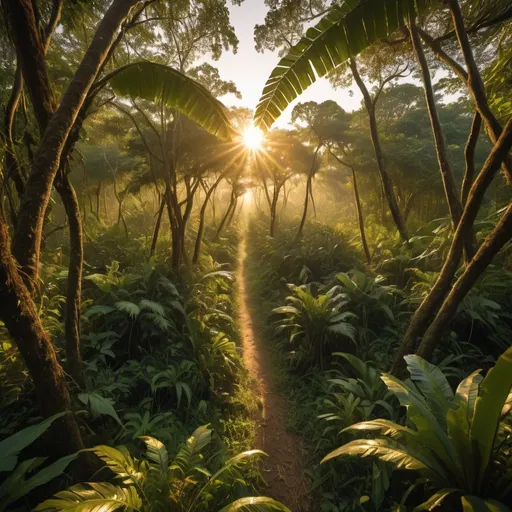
[{"x1": 237, "y1": 237, "x2": 311, "y2": 512}]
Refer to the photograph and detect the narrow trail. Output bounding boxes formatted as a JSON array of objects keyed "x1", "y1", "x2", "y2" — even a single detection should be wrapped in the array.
[{"x1": 237, "y1": 237, "x2": 310, "y2": 512}]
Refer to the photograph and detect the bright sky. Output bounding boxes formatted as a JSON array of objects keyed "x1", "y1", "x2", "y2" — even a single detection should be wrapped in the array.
[{"x1": 205, "y1": 0, "x2": 363, "y2": 129}]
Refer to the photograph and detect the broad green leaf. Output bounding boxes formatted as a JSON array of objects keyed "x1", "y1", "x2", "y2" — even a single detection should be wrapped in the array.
[
  {"x1": 471, "y1": 346, "x2": 512, "y2": 488},
  {"x1": 141, "y1": 436, "x2": 168, "y2": 474},
  {"x1": 0, "y1": 412, "x2": 66, "y2": 472},
  {"x1": 405, "y1": 355, "x2": 455, "y2": 429},
  {"x1": 381, "y1": 373, "x2": 459, "y2": 477},
  {"x1": 78, "y1": 393, "x2": 123, "y2": 427},
  {"x1": 254, "y1": 0, "x2": 432, "y2": 129},
  {"x1": 108, "y1": 62, "x2": 235, "y2": 140},
  {"x1": 219, "y1": 497, "x2": 291, "y2": 512},
  {"x1": 2, "y1": 454, "x2": 77, "y2": 506},
  {"x1": 461, "y1": 495, "x2": 512, "y2": 512},
  {"x1": 321, "y1": 438, "x2": 432, "y2": 472},
  {"x1": 413, "y1": 488, "x2": 459, "y2": 511},
  {"x1": 342, "y1": 418, "x2": 420, "y2": 442},
  {"x1": 35, "y1": 482, "x2": 142, "y2": 512},
  {"x1": 87, "y1": 445, "x2": 145, "y2": 488}
]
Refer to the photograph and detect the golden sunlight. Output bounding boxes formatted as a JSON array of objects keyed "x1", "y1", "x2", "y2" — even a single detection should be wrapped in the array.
[{"x1": 243, "y1": 125, "x2": 264, "y2": 150}]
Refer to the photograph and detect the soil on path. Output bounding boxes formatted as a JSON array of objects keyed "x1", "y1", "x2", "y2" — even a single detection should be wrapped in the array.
[{"x1": 237, "y1": 238, "x2": 311, "y2": 512}]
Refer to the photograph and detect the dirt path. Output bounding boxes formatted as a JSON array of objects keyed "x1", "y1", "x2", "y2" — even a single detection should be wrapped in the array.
[{"x1": 237, "y1": 238, "x2": 310, "y2": 512}]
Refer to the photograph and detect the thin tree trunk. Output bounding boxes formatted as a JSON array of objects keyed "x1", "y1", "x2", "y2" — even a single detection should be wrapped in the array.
[
  {"x1": 4, "y1": 64, "x2": 26, "y2": 198},
  {"x1": 150, "y1": 195, "x2": 165, "y2": 258},
  {"x1": 409, "y1": 19, "x2": 475, "y2": 258},
  {"x1": 214, "y1": 189, "x2": 235, "y2": 241},
  {"x1": 270, "y1": 185, "x2": 280, "y2": 237},
  {"x1": 461, "y1": 112, "x2": 482, "y2": 205},
  {"x1": 447, "y1": 0, "x2": 512, "y2": 183},
  {"x1": 392, "y1": 118, "x2": 512, "y2": 375},
  {"x1": 352, "y1": 168, "x2": 371, "y2": 264},
  {"x1": 95, "y1": 182, "x2": 102, "y2": 220},
  {"x1": 193, "y1": 176, "x2": 223, "y2": 264},
  {"x1": 54, "y1": 171, "x2": 84, "y2": 388},
  {"x1": 417, "y1": 204, "x2": 512, "y2": 360},
  {"x1": 297, "y1": 175, "x2": 312, "y2": 240},
  {"x1": 350, "y1": 58, "x2": 409, "y2": 242},
  {"x1": 0, "y1": 217, "x2": 84, "y2": 456}
]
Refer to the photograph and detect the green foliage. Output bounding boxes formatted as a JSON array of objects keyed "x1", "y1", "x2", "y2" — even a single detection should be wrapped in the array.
[
  {"x1": 273, "y1": 283, "x2": 357, "y2": 370},
  {"x1": 36, "y1": 426, "x2": 289, "y2": 512},
  {"x1": 108, "y1": 62, "x2": 235, "y2": 140},
  {"x1": 255, "y1": 0, "x2": 432, "y2": 129},
  {"x1": 322, "y1": 349, "x2": 512, "y2": 510}
]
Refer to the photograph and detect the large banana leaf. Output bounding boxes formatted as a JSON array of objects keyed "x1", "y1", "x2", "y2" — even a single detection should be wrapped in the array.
[
  {"x1": 470, "y1": 346, "x2": 512, "y2": 489},
  {"x1": 461, "y1": 495, "x2": 512, "y2": 511},
  {"x1": 321, "y1": 438, "x2": 437, "y2": 473},
  {"x1": 35, "y1": 482, "x2": 142, "y2": 512},
  {"x1": 254, "y1": 0, "x2": 432, "y2": 130},
  {"x1": 108, "y1": 62, "x2": 235, "y2": 140}
]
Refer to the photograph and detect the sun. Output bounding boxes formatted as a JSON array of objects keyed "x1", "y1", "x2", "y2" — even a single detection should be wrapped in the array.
[{"x1": 243, "y1": 125, "x2": 264, "y2": 150}]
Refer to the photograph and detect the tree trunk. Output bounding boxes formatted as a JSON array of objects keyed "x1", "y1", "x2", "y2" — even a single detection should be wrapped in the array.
[
  {"x1": 352, "y1": 168, "x2": 371, "y2": 264},
  {"x1": 150, "y1": 195, "x2": 165, "y2": 258},
  {"x1": 10, "y1": 0, "x2": 141, "y2": 283},
  {"x1": 461, "y1": 112, "x2": 482, "y2": 205},
  {"x1": 269, "y1": 186, "x2": 280, "y2": 238},
  {"x1": 409, "y1": 20, "x2": 475, "y2": 258},
  {"x1": 0, "y1": 217, "x2": 84, "y2": 456},
  {"x1": 297, "y1": 175, "x2": 312, "y2": 240},
  {"x1": 417, "y1": 204, "x2": 512, "y2": 360},
  {"x1": 95, "y1": 181, "x2": 102, "y2": 220},
  {"x1": 54, "y1": 171, "x2": 84, "y2": 388},
  {"x1": 447, "y1": 0, "x2": 512, "y2": 184},
  {"x1": 391, "y1": 118, "x2": 512, "y2": 375},
  {"x1": 214, "y1": 189, "x2": 236, "y2": 241},
  {"x1": 350, "y1": 58, "x2": 409, "y2": 242},
  {"x1": 4, "y1": 64, "x2": 26, "y2": 198}
]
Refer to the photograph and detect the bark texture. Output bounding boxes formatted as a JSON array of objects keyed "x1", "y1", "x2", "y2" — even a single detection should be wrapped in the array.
[
  {"x1": 350, "y1": 58, "x2": 409, "y2": 242},
  {"x1": 417, "y1": 204, "x2": 512, "y2": 360},
  {"x1": 0, "y1": 218, "x2": 84, "y2": 456},
  {"x1": 392, "y1": 118, "x2": 512, "y2": 375}
]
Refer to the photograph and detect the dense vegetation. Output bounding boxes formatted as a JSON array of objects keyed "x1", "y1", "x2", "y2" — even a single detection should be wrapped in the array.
[{"x1": 0, "y1": 0, "x2": 511, "y2": 511}]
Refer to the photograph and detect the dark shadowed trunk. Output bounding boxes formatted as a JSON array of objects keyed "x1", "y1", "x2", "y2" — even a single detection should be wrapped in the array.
[
  {"x1": 351, "y1": 167, "x2": 371, "y2": 264},
  {"x1": 417, "y1": 204, "x2": 512, "y2": 360},
  {"x1": 461, "y1": 112, "x2": 481, "y2": 205},
  {"x1": 392, "y1": 118, "x2": 512, "y2": 375},
  {"x1": 150, "y1": 195, "x2": 165, "y2": 258},
  {"x1": 0, "y1": 217, "x2": 84, "y2": 456},
  {"x1": 297, "y1": 143, "x2": 321, "y2": 240},
  {"x1": 4, "y1": 64, "x2": 26, "y2": 198},
  {"x1": 350, "y1": 58, "x2": 409, "y2": 242},
  {"x1": 54, "y1": 170, "x2": 84, "y2": 388}
]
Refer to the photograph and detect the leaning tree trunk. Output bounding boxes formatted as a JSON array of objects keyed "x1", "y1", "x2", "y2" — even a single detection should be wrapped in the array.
[
  {"x1": 9, "y1": 0, "x2": 141, "y2": 284},
  {"x1": 269, "y1": 185, "x2": 281, "y2": 238},
  {"x1": 350, "y1": 58, "x2": 409, "y2": 242},
  {"x1": 54, "y1": 170, "x2": 84, "y2": 388},
  {"x1": 193, "y1": 175, "x2": 224, "y2": 264},
  {"x1": 0, "y1": 217, "x2": 84, "y2": 456},
  {"x1": 417, "y1": 204, "x2": 512, "y2": 361},
  {"x1": 214, "y1": 189, "x2": 236, "y2": 241},
  {"x1": 447, "y1": 0, "x2": 512, "y2": 183},
  {"x1": 409, "y1": 19, "x2": 475, "y2": 258},
  {"x1": 392, "y1": 118, "x2": 512, "y2": 375}
]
